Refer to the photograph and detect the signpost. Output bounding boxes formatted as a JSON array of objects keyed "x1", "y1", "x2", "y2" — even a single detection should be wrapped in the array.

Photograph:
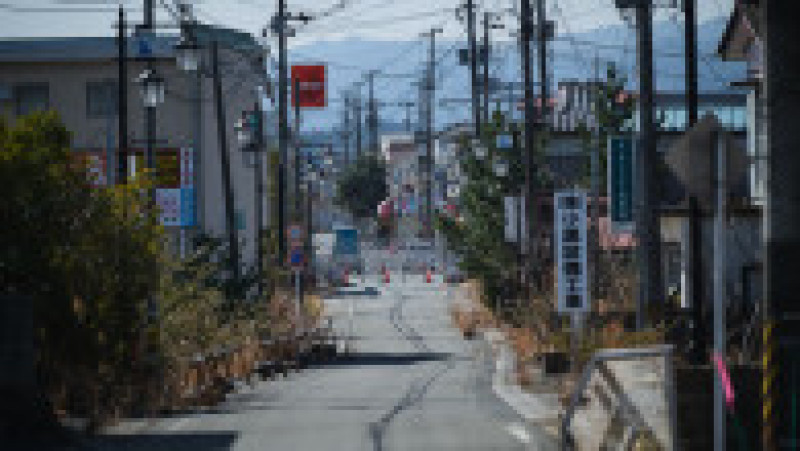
[
  {"x1": 555, "y1": 190, "x2": 589, "y2": 314},
  {"x1": 555, "y1": 190, "x2": 589, "y2": 374},
  {"x1": 608, "y1": 136, "x2": 635, "y2": 231}
]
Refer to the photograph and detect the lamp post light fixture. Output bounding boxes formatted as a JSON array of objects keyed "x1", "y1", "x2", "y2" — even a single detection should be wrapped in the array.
[
  {"x1": 175, "y1": 35, "x2": 202, "y2": 73},
  {"x1": 138, "y1": 69, "x2": 165, "y2": 108},
  {"x1": 474, "y1": 144, "x2": 488, "y2": 160},
  {"x1": 493, "y1": 157, "x2": 509, "y2": 178}
]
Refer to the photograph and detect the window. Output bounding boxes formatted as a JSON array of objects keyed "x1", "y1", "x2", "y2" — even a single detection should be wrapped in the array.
[
  {"x1": 86, "y1": 81, "x2": 118, "y2": 118},
  {"x1": 14, "y1": 84, "x2": 49, "y2": 115}
]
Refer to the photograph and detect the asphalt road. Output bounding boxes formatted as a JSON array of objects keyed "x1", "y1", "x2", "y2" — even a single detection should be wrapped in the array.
[{"x1": 74, "y1": 275, "x2": 548, "y2": 450}]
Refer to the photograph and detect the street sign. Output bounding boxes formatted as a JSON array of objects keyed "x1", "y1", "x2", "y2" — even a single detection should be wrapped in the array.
[
  {"x1": 289, "y1": 248, "x2": 305, "y2": 270},
  {"x1": 608, "y1": 136, "x2": 635, "y2": 231},
  {"x1": 496, "y1": 134, "x2": 513, "y2": 149},
  {"x1": 287, "y1": 224, "x2": 304, "y2": 243},
  {"x1": 555, "y1": 190, "x2": 589, "y2": 314}
]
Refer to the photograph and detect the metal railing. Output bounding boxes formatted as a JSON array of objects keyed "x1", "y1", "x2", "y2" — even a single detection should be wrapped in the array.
[{"x1": 560, "y1": 345, "x2": 678, "y2": 451}]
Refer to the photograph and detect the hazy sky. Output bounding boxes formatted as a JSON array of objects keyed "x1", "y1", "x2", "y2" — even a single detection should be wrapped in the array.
[{"x1": 1, "y1": 0, "x2": 734, "y2": 46}]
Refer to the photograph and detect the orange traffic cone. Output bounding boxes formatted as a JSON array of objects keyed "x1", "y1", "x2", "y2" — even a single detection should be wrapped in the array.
[
  {"x1": 425, "y1": 269, "x2": 432, "y2": 284},
  {"x1": 384, "y1": 268, "x2": 390, "y2": 284}
]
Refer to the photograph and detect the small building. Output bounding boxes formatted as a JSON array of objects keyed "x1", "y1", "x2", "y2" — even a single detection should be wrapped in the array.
[{"x1": 0, "y1": 28, "x2": 267, "y2": 268}]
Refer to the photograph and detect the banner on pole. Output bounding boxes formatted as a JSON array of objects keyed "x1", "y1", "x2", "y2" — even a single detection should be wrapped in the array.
[
  {"x1": 291, "y1": 64, "x2": 327, "y2": 108},
  {"x1": 608, "y1": 135, "x2": 635, "y2": 231}
]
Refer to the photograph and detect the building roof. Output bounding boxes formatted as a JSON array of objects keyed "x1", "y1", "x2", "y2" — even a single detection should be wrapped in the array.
[
  {"x1": 0, "y1": 36, "x2": 178, "y2": 63},
  {"x1": 718, "y1": 0, "x2": 762, "y2": 61},
  {"x1": 0, "y1": 25, "x2": 261, "y2": 64}
]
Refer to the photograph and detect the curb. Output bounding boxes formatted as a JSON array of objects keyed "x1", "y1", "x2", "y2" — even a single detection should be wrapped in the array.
[{"x1": 480, "y1": 329, "x2": 562, "y2": 442}]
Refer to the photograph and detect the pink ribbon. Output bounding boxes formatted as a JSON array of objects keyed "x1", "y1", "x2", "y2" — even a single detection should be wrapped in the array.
[{"x1": 713, "y1": 352, "x2": 735, "y2": 411}]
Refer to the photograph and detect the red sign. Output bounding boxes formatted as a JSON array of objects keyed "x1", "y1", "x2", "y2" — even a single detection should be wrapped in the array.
[{"x1": 291, "y1": 65, "x2": 327, "y2": 108}]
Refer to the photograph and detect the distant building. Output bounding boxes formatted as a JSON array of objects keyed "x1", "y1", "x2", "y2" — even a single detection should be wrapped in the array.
[{"x1": 0, "y1": 29, "x2": 267, "y2": 267}]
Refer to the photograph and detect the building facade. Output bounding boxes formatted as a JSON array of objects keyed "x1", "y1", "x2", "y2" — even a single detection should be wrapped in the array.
[{"x1": 0, "y1": 30, "x2": 268, "y2": 269}]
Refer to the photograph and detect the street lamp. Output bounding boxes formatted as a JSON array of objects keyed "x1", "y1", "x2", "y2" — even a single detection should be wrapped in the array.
[
  {"x1": 137, "y1": 69, "x2": 165, "y2": 109},
  {"x1": 175, "y1": 35, "x2": 201, "y2": 73},
  {"x1": 493, "y1": 157, "x2": 509, "y2": 178},
  {"x1": 474, "y1": 144, "x2": 488, "y2": 160}
]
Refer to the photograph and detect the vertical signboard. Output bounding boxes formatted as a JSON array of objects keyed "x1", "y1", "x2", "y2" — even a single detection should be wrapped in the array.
[
  {"x1": 555, "y1": 190, "x2": 589, "y2": 313},
  {"x1": 608, "y1": 135, "x2": 635, "y2": 231},
  {"x1": 291, "y1": 65, "x2": 327, "y2": 108}
]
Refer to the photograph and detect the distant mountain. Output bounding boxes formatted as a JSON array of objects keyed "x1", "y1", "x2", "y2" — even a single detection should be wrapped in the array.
[{"x1": 289, "y1": 15, "x2": 743, "y2": 132}]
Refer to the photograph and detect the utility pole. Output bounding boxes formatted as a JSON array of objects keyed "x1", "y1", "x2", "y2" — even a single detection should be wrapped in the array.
[
  {"x1": 274, "y1": 0, "x2": 311, "y2": 268},
  {"x1": 143, "y1": 0, "x2": 156, "y2": 209},
  {"x1": 117, "y1": 5, "x2": 128, "y2": 185},
  {"x1": 355, "y1": 87, "x2": 362, "y2": 160},
  {"x1": 483, "y1": 11, "x2": 491, "y2": 126},
  {"x1": 537, "y1": 0, "x2": 548, "y2": 133},
  {"x1": 633, "y1": 0, "x2": 662, "y2": 329},
  {"x1": 404, "y1": 102, "x2": 413, "y2": 132},
  {"x1": 520, "y1": 0, "x2": 536, "y2": 294},
  {"x1": 466, "y1": 0, "x2": 480, "y2": 135},
  {"x1": 212, "y1": 41, "x2": 241, "y2": 284},
  {"x1": 294, "y1": 77, "x2": 302, "y2": 222},
  {"x1": 590, "y1": 53, "x2": 601, "y2": 303},
  {"x1": 367, "y1": 70, "x2": 379, "y2": 156},
  {"x1": 255, "y1": 101, "x2": 265, "y2": 297},
  {"x1": 343, "y1": 93, "x2": 350, "y2": 166},
  {"x1": 277, "y1": 0, "x2": 288, "y2": 267},
  {"x1": 684, "y1": 0, "x2": 698, "y2": 127},
  {"x1": 712, "y1": 132, "x2": 727, "y2": 451},
  {"x1": 422, "y1": 28, "x2": 442, "y2": 239},
  {"x1": 683, "y1": 0, "x2": 705, "y2": 365}
]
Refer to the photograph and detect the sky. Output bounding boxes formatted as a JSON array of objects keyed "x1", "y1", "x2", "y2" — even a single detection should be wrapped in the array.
[
  {"x1": 0, "y1": 0, "x2": 737, "y2": 130},
  {"x1": 0, "y1": 0, "x2": 734, "y2": 46}
]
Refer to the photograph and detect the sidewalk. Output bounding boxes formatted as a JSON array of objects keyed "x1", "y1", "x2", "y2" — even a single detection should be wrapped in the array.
[{"x1": 482, "y1": 328, "x2": 563, "y2": 442}]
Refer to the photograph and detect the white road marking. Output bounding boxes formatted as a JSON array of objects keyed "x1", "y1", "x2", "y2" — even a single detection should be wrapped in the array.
[{"x1": 505, "y1": 422, "x2": 531, "y2": 444}]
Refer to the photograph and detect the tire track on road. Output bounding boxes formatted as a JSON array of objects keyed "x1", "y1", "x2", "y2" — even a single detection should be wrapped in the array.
[{"x1": 368, "y1": 286, "x2": 456, "y2": 451}]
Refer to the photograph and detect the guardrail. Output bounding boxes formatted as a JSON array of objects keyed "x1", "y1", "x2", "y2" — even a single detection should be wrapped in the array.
[{"x1": 560, "y1": 345, "x2": 678, "y2": 451}]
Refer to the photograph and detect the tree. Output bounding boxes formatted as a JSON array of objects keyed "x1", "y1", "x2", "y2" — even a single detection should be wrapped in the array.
[
  {"x1": 1, "y1": 111, "x2": 164, "y2": 429},
  {"x1": 335, "y1": 154, "x2": 388, "y2": 219},
  {"x1": 435, "y1": 111, "x2": 526, "y2": 312},
  {"x1": 576, "y1": 62, "x2": 636, "y2": 190}
]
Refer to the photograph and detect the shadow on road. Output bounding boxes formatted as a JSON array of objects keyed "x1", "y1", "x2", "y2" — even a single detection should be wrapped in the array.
[
  {"x1": 311, "y1": 351, "x2": 452, "y2": 368},
  {"x1": 83, "y1": 432, "x2": 239, "y2": 450},
  {"x1": 333, "y1": 286, "x2": 380, "y2": 297}
]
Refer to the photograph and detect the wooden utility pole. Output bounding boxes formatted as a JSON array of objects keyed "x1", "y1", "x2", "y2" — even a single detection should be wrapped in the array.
[
  {"x1": 466, "y1": 0, "x2": 480, "y2": 135},
  {"x1": 211, "y1": 41, "x2": 241, "y2": 284},
  {"x1": 632, "y1": 0, "x2": 662, "y2": 329},
  {"x1": 521, "y1": 0, "x2": 536, "y2": 293},
  {"x1": 422, "y1": 28, "x2": 442, "y2": 238},
  {"x1": 117, "y1": 5, "x2": 128, "y2": 185}
]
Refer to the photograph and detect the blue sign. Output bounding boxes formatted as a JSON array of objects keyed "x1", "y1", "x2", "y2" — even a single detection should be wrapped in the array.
[
  {"x1": 180, "y1": 188, "x2": 196, "y2": 227},
  {"x1": 333, "y1": 228, "x2": 358, "y2": 256},
  {"x1": 496, "y1": 134, "x2": 513, "y2": 149},
  {"x1": 608, "y1": 136, "x2": 634, "y2": 228},
  {"x1": 137, "y1": 36, "x2": 153, "y2": 56},
  {"x1": 289, "y1": 248, "x2": 305, "y2": 269}
]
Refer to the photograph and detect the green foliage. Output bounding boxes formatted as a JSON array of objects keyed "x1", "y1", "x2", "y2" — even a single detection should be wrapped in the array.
[
  {"x1": 335, "y1": 154, "x2": 388, "y2": 219},
  {"x1": 577, "y1": 62, "x2": 636, "y2": 190},
  {"x1": 1, "y1": 111, "x2": 163, "y2": 418},
  {"x1": 436, "y1": 112, "x2": 529, "y2": 308}
]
